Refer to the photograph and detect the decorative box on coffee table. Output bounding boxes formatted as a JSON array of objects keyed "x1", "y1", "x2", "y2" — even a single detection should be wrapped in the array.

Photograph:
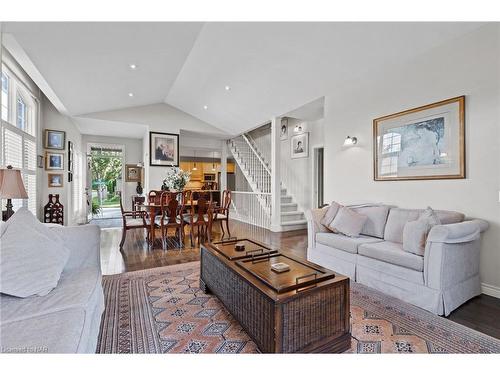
[{"x1": 200, "y1": 239, "x2": 351, "y2": 353}]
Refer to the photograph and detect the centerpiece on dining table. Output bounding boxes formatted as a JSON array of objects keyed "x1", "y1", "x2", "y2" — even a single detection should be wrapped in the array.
[{"x1": 162, "y1": 167, "x2": 191, "y2": 191}]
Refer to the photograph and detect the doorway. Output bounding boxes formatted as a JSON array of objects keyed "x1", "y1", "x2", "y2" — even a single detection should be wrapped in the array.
[
  {"x1": 87, "y1": 144, "x2": 124, "y2": 225},
  {"x1": 313, "y1": 147, "x2": 324, "y2": 208}
]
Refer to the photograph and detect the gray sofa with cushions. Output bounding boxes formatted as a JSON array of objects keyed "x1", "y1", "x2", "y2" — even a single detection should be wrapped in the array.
[
  {"x1": 305, "y1": 205, "x2": 488, "y2": 316},
  {"x1": 0, "y1": 224, "x2": 104, "y2": 353}
]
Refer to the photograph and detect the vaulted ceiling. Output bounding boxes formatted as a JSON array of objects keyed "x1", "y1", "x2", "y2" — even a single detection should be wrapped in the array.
[{"x1": 3, "y1": 22, "x2": 485, "y2": 136}]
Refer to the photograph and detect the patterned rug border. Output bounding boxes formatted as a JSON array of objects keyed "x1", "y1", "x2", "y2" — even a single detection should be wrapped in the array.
[{"x1": 101, "y1": 262, "x2": 500, "y2": 353}]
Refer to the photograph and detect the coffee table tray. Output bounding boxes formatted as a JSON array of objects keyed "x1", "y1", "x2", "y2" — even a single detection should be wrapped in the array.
[
  {"x1": 210, "y1": 238, "x2": 278, "y2": 261},
  {"x1": 236, "y1": 253, "x2": 335, "y2": 293}
]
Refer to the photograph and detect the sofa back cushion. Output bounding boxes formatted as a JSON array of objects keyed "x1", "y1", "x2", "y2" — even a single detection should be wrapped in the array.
[
  {"x1": 351, "y1": 205, "x2": 391, "y2": 238},
  {"x1": 384, "y1": 208, "x2": 464, "y2": 243}
]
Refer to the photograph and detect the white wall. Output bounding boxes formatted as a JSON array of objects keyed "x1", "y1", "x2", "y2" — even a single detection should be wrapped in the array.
[
  {"x1": 41, "y1": 96, "x2": 85, "y2": 225},
  {"x1": 82, "y1": 134, "x2": 143, "y2": 211},
  {"x1": 323, "y1": 24, "x2": 500, "y2": 294},
  {"x1": 280, "y1": 118, "x2": 324, "y2": 212},
  {"x1": 81, "y1": 103, "x2": 229, "y2": 191}
]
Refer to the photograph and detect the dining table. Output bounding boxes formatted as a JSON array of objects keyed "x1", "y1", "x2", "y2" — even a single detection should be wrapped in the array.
[{"x1": 137, "y1": 200, "x2": 199, "y2": 248}]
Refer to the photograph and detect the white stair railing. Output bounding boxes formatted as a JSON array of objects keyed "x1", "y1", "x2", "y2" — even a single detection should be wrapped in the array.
[{"x1": 230, "y1": 191, "x2": 271, "y2": 229}]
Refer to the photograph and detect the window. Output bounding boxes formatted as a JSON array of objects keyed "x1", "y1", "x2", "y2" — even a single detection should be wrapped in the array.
[
  {"x1": 1, "y1": 72, "x2": 8, "y2": 122},
  {"x1": 16, "y1": 95, "x2": 27, "y2": 131},
  {"x1": 1, "y1": 64, "x2": 38, "y2": 215}
]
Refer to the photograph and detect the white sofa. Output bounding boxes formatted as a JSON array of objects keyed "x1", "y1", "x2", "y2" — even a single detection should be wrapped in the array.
[
  {"x1": 305, "y1": 205, "x2": 488, "y2": 316},
  {"x1": 0, "y1": 224, "x2": 104, "y2": 353}
]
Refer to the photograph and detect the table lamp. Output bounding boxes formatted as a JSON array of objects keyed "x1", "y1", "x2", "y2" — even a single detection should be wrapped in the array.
[{"x1": 0, "y1": 165, "x2": 29, "y2": 221}]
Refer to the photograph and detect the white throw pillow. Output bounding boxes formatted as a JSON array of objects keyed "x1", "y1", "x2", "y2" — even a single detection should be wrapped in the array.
[
  {"x1": 320, "y1": 201, "x2": 342, "y2": 229},
  {"x1": 402, "y1": 207, "x2": 441, "y2": 256},
  {"x1": 328, "y1": 206, "x2": 368, "y2": 238},
  {"x1": 0, "y1": 208, "x2": 70, "y2": 297}
]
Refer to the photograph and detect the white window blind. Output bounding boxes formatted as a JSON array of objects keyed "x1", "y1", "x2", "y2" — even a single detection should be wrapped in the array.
[{"x1": 1, "y1": 63, "x2": 38, "y2": 215}]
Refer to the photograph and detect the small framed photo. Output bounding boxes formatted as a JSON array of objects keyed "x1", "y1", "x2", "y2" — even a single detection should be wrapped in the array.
[
  {"x1": 149, "y1": 131, "x2": 179, "y2": 167},
  {"x1": 291, "y1": 132, "x2": 309, "y2": 159},
  {"x1": 125, "y1": 164, "x2": 142, "y2": 182},
  {"x1": 280, "y1": 118, "x2": 288, "y2": 141},
  {"x1": 44, "y1": 129, "x2": 66, "y2": 150},
  {"x1": 48, "y1": 173, "x2": 64, "y2": 188},
  {"x1": 45, "y1": 151, "x2": 64, "y2": 170}
]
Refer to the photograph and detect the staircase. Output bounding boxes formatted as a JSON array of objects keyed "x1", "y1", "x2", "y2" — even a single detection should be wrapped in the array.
[{"x1": 228, "y1": 134, "x2": 307, "y2": 231}]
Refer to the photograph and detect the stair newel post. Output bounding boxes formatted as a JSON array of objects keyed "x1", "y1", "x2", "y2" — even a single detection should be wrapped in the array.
[
  {"x1": 221, "y1": 140, "x2": 228, "y2": 193},
  {"x1": 270, "y1": 117, "x2": 282, "y2": 232}
]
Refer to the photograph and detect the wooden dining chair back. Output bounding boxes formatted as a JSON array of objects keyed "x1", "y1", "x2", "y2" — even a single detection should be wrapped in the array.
[
  {"x1": 183, "y1": 197, "x2": 211, "y2": 246},
  {"x1": 159, "y1": 197, "x2": 184, "y2": 250},
  {"x1": 213, "y1": 189, "x2": 232, "y2": 238},
  {"x1": 118, "y1": 191, "x2": 148, "y2": 249}
]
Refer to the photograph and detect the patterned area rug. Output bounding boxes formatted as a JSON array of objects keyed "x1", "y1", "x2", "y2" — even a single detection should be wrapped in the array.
[{"x1": 97, "y1": 262, "x2": 500, "y2": 354}]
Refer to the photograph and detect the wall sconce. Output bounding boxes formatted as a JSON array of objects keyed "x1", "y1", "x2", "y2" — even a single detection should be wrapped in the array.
[{"x1": 343, "y1": 136, "x2": 358, "y2": 146}]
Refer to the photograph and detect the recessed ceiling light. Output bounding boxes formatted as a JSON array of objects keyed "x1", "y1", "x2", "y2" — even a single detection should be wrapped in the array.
[
  {"x1": 128, "y1": 92, "x2": 134, "y2": 97},
  {"x1": 129, "y1": 64, "x2": 137, "y2": 70},
  {"x1": 225, "y1": 85, "x2": 231, "y2": 91},
  {"x1": 203, "y1": 105, "x2": 208, "y2": 110}
]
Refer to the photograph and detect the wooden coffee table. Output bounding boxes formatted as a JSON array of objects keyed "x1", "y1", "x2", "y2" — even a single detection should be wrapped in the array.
[{"x1": 200, "y1": 238, "x2": 351, "y2": 353}]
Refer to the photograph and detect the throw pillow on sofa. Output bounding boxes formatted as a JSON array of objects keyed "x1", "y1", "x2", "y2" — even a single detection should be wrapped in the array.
[
  {"x1": 402, "y1": 207, "x2": 441, "y2": 256},
  {"x1": 0, "y1": 208, "x2": 70, "y2": 297},
  {"x1": 320, "y1": 201, "x2": 342, "y2": 229},
  {"x1": 328, "y1": 206, "x2": 368, "y2": 237}
]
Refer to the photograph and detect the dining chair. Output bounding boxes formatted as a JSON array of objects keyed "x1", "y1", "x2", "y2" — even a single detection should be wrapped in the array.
[
  {"x1": 159, "y1": 197, "x2": 184, "y2": 250},
  {"x1": 118, "y1": 191, "x2": 149, "y2": 249},
  {"x1": 183, "y1": 197, "x2": 211, "y2": 247},
  {"x1": 213, "y1": 189, "x2": 232, "y2": 238}
]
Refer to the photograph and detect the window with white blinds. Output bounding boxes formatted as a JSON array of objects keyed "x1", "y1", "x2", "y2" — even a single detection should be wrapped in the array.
[{"x1": 1, "y1": 63, "x2": 38, "y2": 215}]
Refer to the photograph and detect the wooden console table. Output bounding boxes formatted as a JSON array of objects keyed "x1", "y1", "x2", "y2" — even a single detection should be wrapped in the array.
[{"x1": 200, "y1": 239, "x2": 351, "y2": 353}]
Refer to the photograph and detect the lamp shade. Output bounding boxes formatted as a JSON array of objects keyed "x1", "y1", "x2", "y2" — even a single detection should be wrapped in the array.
[{"x1": 0, "y1": 167, "x2": 28, "y2": 199}]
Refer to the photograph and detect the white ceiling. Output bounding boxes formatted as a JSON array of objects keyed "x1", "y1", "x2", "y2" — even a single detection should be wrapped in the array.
[
  {"x1": 3, "y1": 22, "x2": 203, "y2": 115},
  {"x1": 3, "y1": 22, "x2": 485, "y2": 136}
]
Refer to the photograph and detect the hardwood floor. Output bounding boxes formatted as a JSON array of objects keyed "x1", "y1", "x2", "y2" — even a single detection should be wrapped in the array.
[{"x1": 100, "y1": 219, "x2": 500, "y2": 340}]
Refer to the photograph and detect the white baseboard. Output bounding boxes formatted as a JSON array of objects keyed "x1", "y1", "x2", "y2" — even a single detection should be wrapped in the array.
[{"x1": 481, "y1": 282, "x2": 500, "y2": 299}]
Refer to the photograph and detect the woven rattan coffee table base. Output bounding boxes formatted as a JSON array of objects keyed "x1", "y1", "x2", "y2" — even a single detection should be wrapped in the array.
[{"x1": 200, "y1": 241, "x2": 351, "y2": 353}]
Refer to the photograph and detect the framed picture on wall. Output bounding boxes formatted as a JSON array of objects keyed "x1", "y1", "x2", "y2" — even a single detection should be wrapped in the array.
[
  {"x1": 48, "y1": 173, "x2": 64, "y2": 188},
  {"x1": 291, "y1": 132, "x2": 309, "y2": 159},
  {"x1": 45, "y1": 151, "x2": 64, "y2": 170},
  {"x1": 280, "y1": 118, "x2": 288, "y2": 140},
  {"x1": 149, "y1": 132, "x2": 179, "y2": 167},
  {"x1": 125, "y1": 164, "x2": 142, "y2": 182},
  {"x1": 44, "y1": 129, "x2": 66, "y2": 150},
  {"x1": 68, "y1": 140, "x2": 74, "y2": 172},
  {"x1": 373, "y1": 96, "x2": 465, "y2": 181}
]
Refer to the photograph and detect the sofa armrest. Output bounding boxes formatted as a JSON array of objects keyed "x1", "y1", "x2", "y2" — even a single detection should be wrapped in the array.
[
  {"x1": 426, "y1": 220, "x2": 487, "y2": 244},
  {"x1": 424, "y1": 220, "x2": 487, "y2": 291},
  {"x1": 305, "y1": 206, "x2": 329, "y2": 249},
  {"x1": 49, "y1": 224, "x2": 101, "y2": 272}
]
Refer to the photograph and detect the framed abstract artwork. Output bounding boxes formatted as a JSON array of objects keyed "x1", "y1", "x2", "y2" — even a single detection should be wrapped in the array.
[
  {"x1": 291, "y1": 132, "x2": 309, "y2": 159},
  {"x1": 149, "y1": 132, "x2": 179, "y2": 167},
  {"x1": 373, "y1": 96, "x2": 465, "y2": 181},
  {"x1": 44, "y1": 129, "x2": 66, "y2": 150}
]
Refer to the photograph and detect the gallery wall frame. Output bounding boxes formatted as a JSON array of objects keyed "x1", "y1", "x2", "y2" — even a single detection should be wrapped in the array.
[{"x1": 373, "y1": 96, "x2": 465, "y2": 181}]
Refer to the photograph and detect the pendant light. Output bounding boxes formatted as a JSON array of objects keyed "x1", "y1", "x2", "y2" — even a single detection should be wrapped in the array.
[
  {"x1": 192, "y1": 150, "x2": 198, "y2": 171},
  {"x1": 211, "y1": 151, "x2": 216, "y2": 171}
]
